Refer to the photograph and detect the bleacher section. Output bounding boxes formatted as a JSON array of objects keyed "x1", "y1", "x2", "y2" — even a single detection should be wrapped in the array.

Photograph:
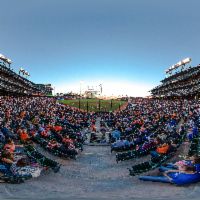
[
  {"x1": 0, "y1": 63, "x2": 40, "y2": 96},
  {"x1": 151, "y1": 64, "x2": 200, "y2": 98}
]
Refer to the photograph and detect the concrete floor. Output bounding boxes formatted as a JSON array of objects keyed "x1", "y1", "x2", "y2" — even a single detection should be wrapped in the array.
[{"x1": 0, "y1": 145, "x2": 199, "y2": 200}]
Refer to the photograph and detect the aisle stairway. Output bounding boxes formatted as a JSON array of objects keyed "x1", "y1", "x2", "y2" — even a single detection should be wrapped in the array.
[{"x1": 95, "y1": 117, "x2": 101, "y2": 132}]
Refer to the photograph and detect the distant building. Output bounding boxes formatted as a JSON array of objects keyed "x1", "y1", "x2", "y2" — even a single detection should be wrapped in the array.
[
  {"x1": 35, "y1": 84, "x2": 53, "y2": 96},
  {"x1": 84, "y1": 88, "x2": 100, "y2": 98},
  {"x1": 63, "y1": 92, "x2": 81, "y2": 99}
]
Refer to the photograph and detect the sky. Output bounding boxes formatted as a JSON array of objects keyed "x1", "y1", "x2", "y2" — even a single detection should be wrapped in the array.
[{"x1": 0, "y1": 0, "x2": 200, "y2": 97}]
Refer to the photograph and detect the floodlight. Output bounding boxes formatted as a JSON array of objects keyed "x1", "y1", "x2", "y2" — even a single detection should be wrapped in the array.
[
  {"x1": 0, "y1": 54, "x2": 12, "y2": 65},
  {"x1": 0, "y1": 54, "x2": 6, "y2": 60},
  {"x1": 176, "y1": 61, "x2": 181, "y2": 66},
  {"x1": 6, "y1": 58, "x2": 12, "y2": 64},
  {"x1": 174, "y1": 63, "x2": 179, "y2": 68},
  {"x1": 171, "y1": 65, "x2": 176, "y2": 69},
  {"x1": 0, "y1": 54, "x2": 5, "y2": 58},
  {"x1": 182, "y1": 57, "x2": 191, "y2": 64}
]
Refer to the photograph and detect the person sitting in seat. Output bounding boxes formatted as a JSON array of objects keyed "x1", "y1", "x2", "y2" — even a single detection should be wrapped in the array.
[
  {"x1": 19, "y1": 129, "x2": 30, "y2": 143},
  {"x1": 59, "y1": 141, "x2": 78, "y2": 158},
  {"x1": 163, "y1": 164, "x2": 196, "y2": 181},
  {"x1": 1, "y1": 150, "x2": 14, "y2": 165},
  {"x1": 140, "y1": 155, "x2": 200, "y2": 185},
  {"x1": 192, "y1": 156, "x2": 200, "y2": 172},
  {"x1": 47, "y1": 139, "x2": 59, "y2": 150},
  {"x1": 61, "y1": 135, "x2": 76, "y2": 151},
  {"x1": 151, "y1": 142, "x2": 170, "y2": 158},
  {"x1": 62, "y1": 135, "x2": 73, "y2": 145},
  {"x1": 160, "y1": 155, "x2": 200, "y2": 173},
  {"x1": 40, "y1": 130, "x2": 50, "y2": 138},
  {"x1": 90, "y1": 123, "x2": 96, "y2": 132},
  {"x1": 3, "y1": 138, "x2": 23, "y2": 154},
  {"x1": 3, "y1": 139, "x2": 16, "y2": 153}
]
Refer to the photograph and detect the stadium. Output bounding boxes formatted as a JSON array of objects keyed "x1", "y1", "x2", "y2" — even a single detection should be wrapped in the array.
[{"x1": 1, "y1": 1, "x2": 200, "y2": 200}]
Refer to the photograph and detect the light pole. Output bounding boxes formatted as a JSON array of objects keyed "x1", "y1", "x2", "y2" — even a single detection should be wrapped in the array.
[
  {"x1": 79, "y1": 81, "x2": 84, "y2": 110},
  {"x1": 54, "y1": 86, "x2": 56, "y2": 96},
  {"x1": 80, "y1": 80, "x2": 84, "y2": 98}
]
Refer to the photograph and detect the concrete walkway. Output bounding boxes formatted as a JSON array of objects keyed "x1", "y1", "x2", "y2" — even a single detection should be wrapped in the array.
[{"x1": 0, "y1": 145, "x2": 199, "y2": 200}]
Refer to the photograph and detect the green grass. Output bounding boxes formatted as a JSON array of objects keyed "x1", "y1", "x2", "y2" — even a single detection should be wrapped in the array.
[{"x1": 59, "y1": 99, "x2": 127, "y2": 112}]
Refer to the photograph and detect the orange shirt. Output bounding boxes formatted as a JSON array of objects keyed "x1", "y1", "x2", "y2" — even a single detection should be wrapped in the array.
[
  {"x1": 156, "y1": 144, "x2": 169, "y2": 154},
  {"x1": 54, "y1": 126, "x2": 63, "y2": 132},
  {"x1": 20, "y1": 132, "x2": 29, "y2": 141}
]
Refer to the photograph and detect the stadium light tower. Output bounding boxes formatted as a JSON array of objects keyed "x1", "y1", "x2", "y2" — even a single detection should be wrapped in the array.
[
  {"x1": 165, "y1": 57, "x2": 192, "y2": 76},
  {"x1": 80, "y1": 80, "x2": 84, "y2": 96},
  {"x1": 53, "y1": 86, "x2": 56, "y2": 96},
  {"x1": 0, "y1": 54, "x2": 12, "y2": 68},
  {"x1": 19, "y1": 67, "x2": 30, "y2": 78},
  {"x1": 99, "y1": 84, "x2": 103, "y2": 94},
  {"x1": 6, "y1": 58, "x2": 12, "y2": 68}
]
